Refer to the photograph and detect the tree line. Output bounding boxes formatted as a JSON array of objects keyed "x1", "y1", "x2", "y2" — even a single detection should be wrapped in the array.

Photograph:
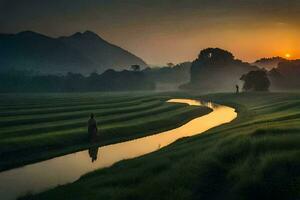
[{"x1": 0, "y1": 68, "x2": 155, "y2": 93}]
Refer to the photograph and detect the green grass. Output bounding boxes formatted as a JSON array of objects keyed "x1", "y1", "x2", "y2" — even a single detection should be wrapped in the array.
[
  {"x1": 0, "y1": 92, "x2": 211, "y2": 171},
  {"x1": 21, "y1": 92, "x2": 300, "y2": 200}
]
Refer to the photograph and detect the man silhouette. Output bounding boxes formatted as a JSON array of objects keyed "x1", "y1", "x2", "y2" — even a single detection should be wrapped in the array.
[
  {"x1": 88, "y1": 113, "x2": 98, "y2": 140},
  {"x1": 236, "y1": 84, "x2": 239, "y2": 94}
]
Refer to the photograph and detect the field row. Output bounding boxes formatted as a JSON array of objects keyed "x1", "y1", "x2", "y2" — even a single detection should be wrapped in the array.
[
  {"x1": 0, "y1": 102, "x2": 181, "y2": 139},
  {"x1": 0, "y1": 95, "x2": 161, "y2": 116}
]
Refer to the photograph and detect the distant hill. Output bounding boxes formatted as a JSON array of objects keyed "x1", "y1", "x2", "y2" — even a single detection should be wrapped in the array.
[
  {"x1": 0, "y1": 31, "x2": 147, "y2": 74},
  {"x1": 254, "y1": 57, "x2": 287, "y2": 70},
  {"x1": 268, "y1": 60, "x2": 300, "y2": 90},
  {"x1": 181, "y1": 48, "x2": 258, "y2": 92}
]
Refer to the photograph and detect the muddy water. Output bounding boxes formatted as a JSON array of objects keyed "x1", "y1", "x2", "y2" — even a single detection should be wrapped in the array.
[{"x1": 0, "y1": 99, "x2": 237, "y2": 200}]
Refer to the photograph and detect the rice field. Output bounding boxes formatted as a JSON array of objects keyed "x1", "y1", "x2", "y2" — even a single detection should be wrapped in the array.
[
  {"x1": 0, "y1": 92, "x2": 211, "y2": 171},
  {"x1": 21, "y1": 92, "x2": 300, "y2": 200}
]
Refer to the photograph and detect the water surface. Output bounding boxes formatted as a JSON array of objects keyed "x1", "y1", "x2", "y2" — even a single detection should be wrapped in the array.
[{"x1": 0, "y1": 99, "x2": 237, "y2": 200}]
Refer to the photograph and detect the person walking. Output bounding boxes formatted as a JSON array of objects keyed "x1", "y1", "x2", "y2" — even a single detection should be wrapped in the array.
[{"x1": 88, "y1": 113, "x2": 98, "y2": 140}]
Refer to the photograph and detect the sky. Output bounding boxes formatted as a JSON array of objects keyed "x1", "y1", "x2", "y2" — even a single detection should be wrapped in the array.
[{"x1": 0, "y1": 0, "x2": 300, "y2": 65}]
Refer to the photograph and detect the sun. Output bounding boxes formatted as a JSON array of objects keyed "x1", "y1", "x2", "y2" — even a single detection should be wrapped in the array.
[{"x1": 285, "y1": 53, "x2": 291, "y2": 59}]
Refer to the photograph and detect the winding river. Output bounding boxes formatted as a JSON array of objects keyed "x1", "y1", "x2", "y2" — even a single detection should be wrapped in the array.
[{"x1": 0, "y1": 99, "x2": 237, "y2": 200}]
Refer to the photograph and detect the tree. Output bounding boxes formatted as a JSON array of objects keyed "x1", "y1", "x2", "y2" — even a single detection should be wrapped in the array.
[
  {"x1": 167, "y1": 63, "x2": 175, "y2": 67},
  {"x1": 240, "y1": 70, "x2": 270, "y2": 91},
  {"x1": 198, "y1": 48, "x2": 234, "y2": 64},
  {"x1": 131, "y1": 65, "x2": 141, "y2": 71},
  {"x1": 182, "y1": 47, "x2": 257, "y2": 91}
]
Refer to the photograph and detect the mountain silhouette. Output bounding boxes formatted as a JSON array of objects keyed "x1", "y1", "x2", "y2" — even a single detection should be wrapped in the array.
[{"x1": 0, "y1": 31, "x2": 147, "y2": 74}]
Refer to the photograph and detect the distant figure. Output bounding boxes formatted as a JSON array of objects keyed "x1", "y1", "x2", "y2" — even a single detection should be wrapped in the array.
[
  {"x1": 236, "y1": 84, "x2": 239, "y2": 94},
  {"x1": 88, "y1": 113, "x2": 98, "y2": 140}
]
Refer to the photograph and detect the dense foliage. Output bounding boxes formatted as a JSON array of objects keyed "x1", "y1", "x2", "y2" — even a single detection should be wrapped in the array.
[
  {"x1": 268, "y1": 60, "x2": 300, "y2": 90},
  {"x1": 254, "y1": 56, "x2": 287, "y2": 70},
  {"x1": 143, "y1": 62, "x2": 191, "y2": 90},
  {"x1": 182, "y1": 48, "x2": 257, "y2": 91},
  {"x1": 240, "y1": 70, "x2": 270, "y2": 91}
]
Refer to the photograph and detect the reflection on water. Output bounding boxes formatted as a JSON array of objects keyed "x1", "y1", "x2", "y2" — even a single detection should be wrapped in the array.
[
  {"x1": 88, "y1": 146, "x2": 99, "y2": 162},
  {"x1": 0, "y1": 99, "x2": 237, "y2": 200},
  {"x1": 88, "y1": 138, "x2": 100, "y2": 162}
]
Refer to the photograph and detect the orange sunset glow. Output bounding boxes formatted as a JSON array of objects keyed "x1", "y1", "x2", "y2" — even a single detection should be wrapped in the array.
[{"x1": 1, "y1": 1, "x2": 300, "y2": 64}]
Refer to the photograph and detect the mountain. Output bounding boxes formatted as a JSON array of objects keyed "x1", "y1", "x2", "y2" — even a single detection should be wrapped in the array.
[
  {"x1": 0, "y1": 31, "x2": 147, "y2": 74},
  {"x1": 59, "y1": 31, "x2": 147, "y2": 72},
  {"x1": 253, "y1": 57, "x2": 287, "y2": 70},
  {"x1": 181, "y1": 48, "x2": 258, "y2": 92}
]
